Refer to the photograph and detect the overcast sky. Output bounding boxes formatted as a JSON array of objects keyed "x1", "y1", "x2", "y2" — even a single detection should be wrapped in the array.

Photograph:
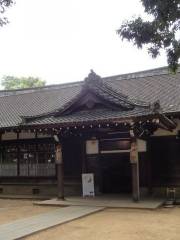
[{"x1": 0, "y1": 0, "x2": 167, "y2": 86}]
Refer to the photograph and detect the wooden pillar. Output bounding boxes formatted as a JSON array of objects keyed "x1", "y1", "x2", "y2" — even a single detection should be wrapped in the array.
[
  {"x1": 0, "y1": 133, "x2": 2, "y2": 170},
  {"x1": 147, "y1": 141, "x2": 153, "y2": 195},
  {"x1": 35, "y1": 132, "x2": 38, "y2": 176},
  {"x1": 16, "y1": 131, "x2": 20, "y2": 176},
  {"x1": 130, "y1": 138, "x2": 140, "y2": 201},
  {"x1": 82, "y1": 140, "x2": 87, "y2": 173},
  {"x1": 55, "y1": 143, "x2": 64, "y2": 200}
]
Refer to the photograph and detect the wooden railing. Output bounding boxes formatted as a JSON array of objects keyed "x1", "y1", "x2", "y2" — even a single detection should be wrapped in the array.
[
  {"x1": 0, "y1": 164, "x2": 17, "y2": 176},
  {"x1": 0, "y1": 163, "x2": 56, "y2": 177}
]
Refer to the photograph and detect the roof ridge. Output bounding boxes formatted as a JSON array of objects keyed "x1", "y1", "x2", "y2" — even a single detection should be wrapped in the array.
[
  {"x1": 0, "y1": 65, "x2": 178, "y2": 99},
  {"x1": 0, "y1": 80, "x2": 83, "y2": 93},
  {"x1": 0, "y1": 81, "x2": 83, "y2": 98},
  {"x1": 0, "y1": 66, "x2": 177, "y2": 97},
  {"x1": 103, "y1": 66, "x2": 180, "y2": 81}
]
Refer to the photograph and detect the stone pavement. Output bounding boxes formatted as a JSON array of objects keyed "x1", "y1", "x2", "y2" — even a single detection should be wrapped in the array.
[
  {"x1": 35, "y1": 196, "x2": 164, "y2": 209},
  {"x1": 0, "y1": 206, "x2": 104, "y2": 240}
]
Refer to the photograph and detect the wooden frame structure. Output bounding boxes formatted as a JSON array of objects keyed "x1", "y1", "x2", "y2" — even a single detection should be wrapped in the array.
[{"x1": 0, "y1": 68, "x2": 179, "y2": 201}]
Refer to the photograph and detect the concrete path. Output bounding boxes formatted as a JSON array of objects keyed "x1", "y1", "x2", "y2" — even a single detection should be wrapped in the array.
[
  {"x1": 35, "y1": 196, "x2": 164, "y2": 209},
  {"x1": 0, "y1": 206, "x2": 104, "y2": 240}
]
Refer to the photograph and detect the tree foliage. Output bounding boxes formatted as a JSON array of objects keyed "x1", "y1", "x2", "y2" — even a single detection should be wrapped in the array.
[
  {"x1": 1, "y1": 76, "x2": 46, "y2": 90},
  {"x1": 117, "y1": 0, "x2": 180, "y2": 72},
  {"x1": 0, "y1": 0, "x2": 14, "y2": 26}
]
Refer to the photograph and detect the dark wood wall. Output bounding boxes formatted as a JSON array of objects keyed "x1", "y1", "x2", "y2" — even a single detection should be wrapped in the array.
[
  {"x1": 62, "y1": 138, "x2": 83, "y2": 180},
  {"x1": 62, "y1": 137, "x2": 150, "y2": 193},
  {"x1": 100, "y1": 153, "x2": 131, "y2": 193},
  {"x1": 150, "y1": 136, "x2": 180, "y2": 187}
]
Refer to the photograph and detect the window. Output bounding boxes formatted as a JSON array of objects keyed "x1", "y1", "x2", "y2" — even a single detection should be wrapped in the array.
[
  {"x1": 0, "y1": 141, "x2": 56, "y2": 177},
  {"x1": 0, "y1": 145, "x2": 18, "y2": 176}
]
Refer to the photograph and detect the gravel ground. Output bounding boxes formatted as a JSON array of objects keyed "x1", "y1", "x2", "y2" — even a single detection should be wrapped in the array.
[
  {"x1": 0, "y1": 199, "x2": 180, "y2": 240},
  {"x1": 23, "y1": 206, "x2": 180, "y2": 240}
]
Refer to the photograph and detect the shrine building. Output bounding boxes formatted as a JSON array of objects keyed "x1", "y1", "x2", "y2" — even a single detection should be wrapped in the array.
[{"x1": 0, "y1": 67, "x2": 179, "y2": 201}]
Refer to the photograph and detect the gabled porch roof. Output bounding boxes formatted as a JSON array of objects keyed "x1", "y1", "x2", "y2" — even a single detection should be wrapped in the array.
[{"x1": 20, "y1": 70, "x2": 176, "y2": 132}]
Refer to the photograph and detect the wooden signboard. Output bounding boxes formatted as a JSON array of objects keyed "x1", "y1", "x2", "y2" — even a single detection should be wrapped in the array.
[{"x1": 86, "y1": 140, "x2": 99, "y2": 154}]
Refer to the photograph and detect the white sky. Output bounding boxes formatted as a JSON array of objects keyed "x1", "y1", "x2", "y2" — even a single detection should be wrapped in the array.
[{"x1": 0, "y1": 0, "x2": 167, "y2": 86}]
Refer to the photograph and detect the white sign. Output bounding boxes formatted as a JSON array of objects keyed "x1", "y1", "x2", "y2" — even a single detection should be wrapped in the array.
[{"x1": 82, "y1": 173, "x2": 95, "y2": 197}]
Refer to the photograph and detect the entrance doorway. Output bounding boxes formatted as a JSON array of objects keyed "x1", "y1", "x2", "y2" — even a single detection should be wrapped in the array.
[{"x1": 100, "y1": 153, "x2": 132, "y2": 193}]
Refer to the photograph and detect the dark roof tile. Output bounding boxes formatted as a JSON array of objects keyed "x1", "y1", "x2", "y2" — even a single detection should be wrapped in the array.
[{"x1": 0, "y1": 66, "x2": 179, "y2": 128}]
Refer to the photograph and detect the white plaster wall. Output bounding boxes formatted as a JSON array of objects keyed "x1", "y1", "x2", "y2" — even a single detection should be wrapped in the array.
[
  {"x1": 2, "y1": 132, "x2": 17, "y2": 140},
  {"x1": 137, "y1": 139, "x2": 147, "y2": 152},
  {"x1": 37, "y1": 133, "x2": 51, "y2": 138},
  {"x1": 1, "y1": 131, "x2": 51, "y2": 140},
  {"x1": 19, "y1": 131, "x2": 35, "y2": 139}
]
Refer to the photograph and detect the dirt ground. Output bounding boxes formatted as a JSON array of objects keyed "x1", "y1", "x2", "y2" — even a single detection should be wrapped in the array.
[
  {"x1": 22, "y1": 206, "x2": 180, "y2": 240},
  {"x1": 0, "y1": 199, "x2": 180, "y2": 240},
  {"x1": 0, "y1": 199, "x2": 58, "y2": 225}
]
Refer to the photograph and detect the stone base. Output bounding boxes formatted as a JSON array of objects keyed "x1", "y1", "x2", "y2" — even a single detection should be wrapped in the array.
[
  {"x1": 152, "y1": 187, "x2": 180, "y2": 199},
  {"x1": 0, "y1": 182, "x2": 82, "y2": 197}
]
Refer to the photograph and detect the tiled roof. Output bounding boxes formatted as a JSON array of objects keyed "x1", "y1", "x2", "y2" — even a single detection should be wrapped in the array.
[{"x1": 0, "y1": 66, "x2": 179, "y2": 129}]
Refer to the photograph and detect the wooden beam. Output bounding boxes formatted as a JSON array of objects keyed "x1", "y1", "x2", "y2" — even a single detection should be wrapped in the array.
[
  {"x1": 130, "y1": 138, "x2": 140, "y2": 201},
  {"x1": 55, "y1": 144, "x2": 64, "y2": 200}
]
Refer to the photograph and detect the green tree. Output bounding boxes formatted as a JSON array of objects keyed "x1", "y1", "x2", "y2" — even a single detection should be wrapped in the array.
[
  {"x1": 0, "y1": 0, "x2": 14, "y2": 26},
  {"x1": 1, "y1": 76, "x2": 46, "y2": 90},
  {"x1": 117, "y1": 0, "x2": 180, "y2": 72}
]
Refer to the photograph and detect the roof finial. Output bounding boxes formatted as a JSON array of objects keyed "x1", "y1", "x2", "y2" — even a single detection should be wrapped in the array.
[
  {"x1": 84, "y1": 70, "x2": 102, "y2": 84},
  {"x1": 152, "y1": 100, "x2": 161, "y2": 113}
]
